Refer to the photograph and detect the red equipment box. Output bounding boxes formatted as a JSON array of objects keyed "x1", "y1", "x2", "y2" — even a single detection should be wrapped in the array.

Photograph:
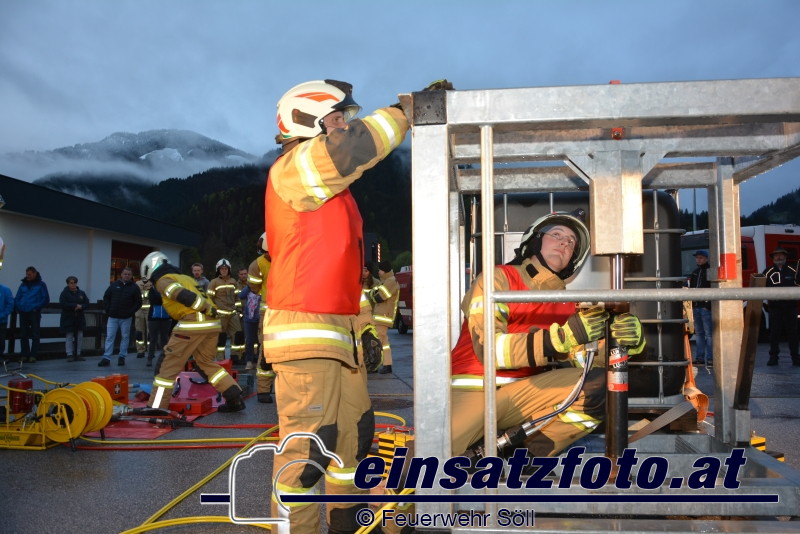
[
  {"x1": 169, "y1": 397, "x2": 213, "y2": 416},
  {"x1": 173, "y1": 372, "x2": 222, "y2": 407},
  {"x1": 92, "y1": 374, "x2": 129, "y2": 402}
]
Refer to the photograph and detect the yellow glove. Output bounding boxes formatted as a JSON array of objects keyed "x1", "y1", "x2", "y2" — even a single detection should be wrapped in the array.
[
  {"x1": 610, "y1": 313, "x2": 646, "y2": 355},
  {"x1": 549, "y1": 307, "x2": 609, "y2": 354}
]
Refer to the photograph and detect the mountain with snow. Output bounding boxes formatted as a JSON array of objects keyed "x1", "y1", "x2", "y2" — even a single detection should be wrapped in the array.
[{"x1": 0, "y1": 129, "x2": 261, "y2": 183}]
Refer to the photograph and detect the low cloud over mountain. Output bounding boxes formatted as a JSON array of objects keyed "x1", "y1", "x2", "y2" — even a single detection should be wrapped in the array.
[{"x1": 0, "y1": 129, "x2": 259, "y2": 183}]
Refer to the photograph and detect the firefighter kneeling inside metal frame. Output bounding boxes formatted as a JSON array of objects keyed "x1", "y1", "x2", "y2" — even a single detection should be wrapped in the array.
[
  {"x1": 140, "y1": 251, "x2": 246, "y2": 413},
  {"x1": 451, "y1": 210, "x2": 646, "y2": 458}
]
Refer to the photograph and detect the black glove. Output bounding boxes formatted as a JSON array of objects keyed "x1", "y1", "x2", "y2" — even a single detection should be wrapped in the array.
[
  {"x1": 361, "y1": 327, "x2": 383, "y2": 373},
  {"x1": 422, "y1": 79, "x2": 454, "y2": 91},
  {"x1": 392, "y1": 79, "x2": 455, "y2": 110},
  {"x1": 206, "y1": 306, "x2": 219, "y2": 318}
]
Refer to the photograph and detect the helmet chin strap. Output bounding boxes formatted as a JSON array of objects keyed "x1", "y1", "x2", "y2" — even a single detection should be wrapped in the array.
[
  {"x1": 535, "y1": 252, "x2": 559, "y2": 276},
  {"x1": 535, "y1": 250, "x2": 578, "y2": 280}
]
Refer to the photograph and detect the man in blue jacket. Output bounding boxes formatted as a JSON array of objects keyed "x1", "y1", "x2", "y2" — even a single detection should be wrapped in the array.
[
  {"x1": 0, "y1": 281, "x2": 13, "y2": 361},
  {"x1": 14, "y1": 266, "x2": 50, "y2": 363}
]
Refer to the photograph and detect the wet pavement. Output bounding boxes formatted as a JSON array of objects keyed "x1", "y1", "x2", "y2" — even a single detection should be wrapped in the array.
[{"x1": 0, "y1": 333, "x2": 798, "y2": 533}]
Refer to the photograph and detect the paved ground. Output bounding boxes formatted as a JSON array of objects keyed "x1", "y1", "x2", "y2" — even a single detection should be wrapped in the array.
[{"x1": 0, "y1": 332, "x2": 798, "y2": 533}]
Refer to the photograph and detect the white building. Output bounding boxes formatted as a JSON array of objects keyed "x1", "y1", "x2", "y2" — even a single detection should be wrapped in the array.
[{"x1": 0, "y1": 173, "x2": 198, "y2": 302}]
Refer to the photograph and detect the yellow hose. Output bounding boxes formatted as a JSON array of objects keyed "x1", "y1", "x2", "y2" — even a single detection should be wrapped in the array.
[
  {"x1": 120, "y1": 424, "x2": 279, "y2": 534},
  {"x1": 119, "y1": 515, "x2": 271, "y2": 533}
]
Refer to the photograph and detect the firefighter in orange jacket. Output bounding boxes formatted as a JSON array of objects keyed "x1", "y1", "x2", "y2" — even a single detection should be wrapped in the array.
[
  {"x1": 451, "y1": 211, "x2": 646, "y2": 458},
  {"x1": 246, "y1": 232, "x2": 275, "y2": 403},
  {"x1": 140, "y1": 251, "x2": 245, "y2": 413},
  {"x1": 263, "y1": 79, "x2": 409, "y2": 533},
  {"x1": 371, "y1": 260, "x2": 399, "y2": 374}
]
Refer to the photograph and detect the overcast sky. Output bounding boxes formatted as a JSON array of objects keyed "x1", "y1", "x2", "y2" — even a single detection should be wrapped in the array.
[{"x1": 1, "y1": 0, "x2": 799, "y2": 215}]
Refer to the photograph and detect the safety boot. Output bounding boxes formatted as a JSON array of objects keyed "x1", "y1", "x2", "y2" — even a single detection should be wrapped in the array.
[
  {"x1": 767, "y1": 356, "x2": 779, "y2": 366},
  {"x1": 378, "y1": 365, "x2": 393, "y2": 374},
  {"x1": 218, "y1": 385, "x2": 246, "y2": 412},
  {"x1": 257, "y1": 393, "x2": 273, "y2": 404},
  {"x1": 218, "y1": 397, "x2": 246, "y2": 412}
]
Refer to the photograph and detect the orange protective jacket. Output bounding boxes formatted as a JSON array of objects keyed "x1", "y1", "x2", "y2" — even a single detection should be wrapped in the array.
[
  {"x1": 450, "y1": 259, "x2": 575, "y2": 390},
  {"x1": 263, "y1": 106, "x2": 409, "y2": 365}
]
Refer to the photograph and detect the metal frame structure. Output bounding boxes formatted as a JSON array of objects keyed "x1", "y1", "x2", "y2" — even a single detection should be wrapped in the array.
[{"x1": 407, "y1": 78, "x2": 800, "y2": 531}]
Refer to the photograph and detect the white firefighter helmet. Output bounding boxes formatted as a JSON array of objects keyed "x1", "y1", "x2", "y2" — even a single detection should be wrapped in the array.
[
  {"x1": 216, "y1": 258, "x2": 232, "y2": 272},
  {"x1": 276, "y1": 79, "x2": 361, "y2": 141},
  {"x1": 516, "y1": 209, "x2": 590, "y2": 280},
  {"x1": 258, "y1": 232, "x2": 268, "y2": 254},
  {"x1": 141, "y1": 251, "x2": 169, "y2": 280}
]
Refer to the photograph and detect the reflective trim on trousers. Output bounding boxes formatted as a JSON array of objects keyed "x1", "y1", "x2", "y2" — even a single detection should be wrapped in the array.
[
  {"x1": 450, "y1": 375, "x2": 520, "y2": 389},
  {"x1": 555, "y1": 404, "x2": 600, "y2": 430},
  {"x1": 272, "y1": 480, "x2": 318, "y2": 509},
  {"x1": 208, "y1": 368, "x2": 228, "y2": 385},
  {"x1": 325, "y1": 465, "x2": 356, "y2": 486},
  {"x1": 151, "y1": 377, "x2": 175, "y2": 408}
]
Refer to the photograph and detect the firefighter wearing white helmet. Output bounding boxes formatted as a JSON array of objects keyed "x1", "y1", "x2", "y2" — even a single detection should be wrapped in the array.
[
  {"x1": 245, "y1": 233, "x2": 275, "y2": 401},
  {"x1": 140, "y1": 251, "x2": 245, "y2": 412},
  {"x1": 264, "y1": 78, "x2": 412, "y2": 533},
  {"x1": 450, "y1": 210, "x2": 646, "y2": 459},
  {"x1": 275, "y1": 79, "x2": 362, "y2": 143},
  {"x1": 207, "y1": 258, "x2": 243, "y2": 361}
]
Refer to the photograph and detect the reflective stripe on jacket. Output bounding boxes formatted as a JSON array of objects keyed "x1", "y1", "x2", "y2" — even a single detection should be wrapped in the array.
[
  {"x1": 261, "y1": 308, "x2": 356, "y2": 365},
  {"x1": 265, "y1": 107, "x2": 408, "y2": 316},
  {"x1": 372, "y1": 272, "x2": 399, "y2": 327},
  {"x1": 207, "y1": 275, "x2": 240, "y2": 311},
  {"x1": 450, "y1": 260, "x2": 574, "y2": 390},
  {"x1": 155, "y1": 273, "x2": 220, "y2": 333}
]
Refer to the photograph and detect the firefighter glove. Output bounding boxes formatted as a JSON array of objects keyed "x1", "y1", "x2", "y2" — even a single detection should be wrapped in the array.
[
  {"x1": 207, "y1": 306, "x2": 219, "y2": 318},
  {"x1": 361, "y1": 326, "x2": 383, "y2": 373},
  {"x1": 549, "y1": 307, "x2": 608, "y2": 354},
  {"x1": 610, "y1": 313, "x2": 646, "y2": 355},
  {"x1": 422, "y1": 79, "x2": 455, "y2": 91}
]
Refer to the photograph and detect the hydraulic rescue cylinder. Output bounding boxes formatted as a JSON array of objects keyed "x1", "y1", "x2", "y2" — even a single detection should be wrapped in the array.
[{"x1": 605, "y1": 255, "x2": 630, "y2": 464}]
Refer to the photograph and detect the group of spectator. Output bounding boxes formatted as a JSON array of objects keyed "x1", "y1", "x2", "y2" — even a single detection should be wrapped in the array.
[
  {"x1": 687, "y1": 247, "x2": 800, "y2": 367},
  {"x1": 0, "y1": 261, "x2": 259, "y2": 367}
]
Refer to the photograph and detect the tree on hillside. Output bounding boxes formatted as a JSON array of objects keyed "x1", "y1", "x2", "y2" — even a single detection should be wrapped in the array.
[{"x1": 742, "y1": 188, "x2": 800, "y2": 226}]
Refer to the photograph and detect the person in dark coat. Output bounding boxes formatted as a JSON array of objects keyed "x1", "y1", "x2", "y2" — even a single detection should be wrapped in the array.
[
  {"x1": 99, "y1": 267, "x2": 142, "y2": 367},
  {"x1": 686, "y1": 249, "x2": 713, "y2": 365},
  {"x1": 59, "y1": 276, "x2": 89, "y2": 362},
  {"x1": 763, "y1": 248, "x2": 800, "y2": 366}
]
